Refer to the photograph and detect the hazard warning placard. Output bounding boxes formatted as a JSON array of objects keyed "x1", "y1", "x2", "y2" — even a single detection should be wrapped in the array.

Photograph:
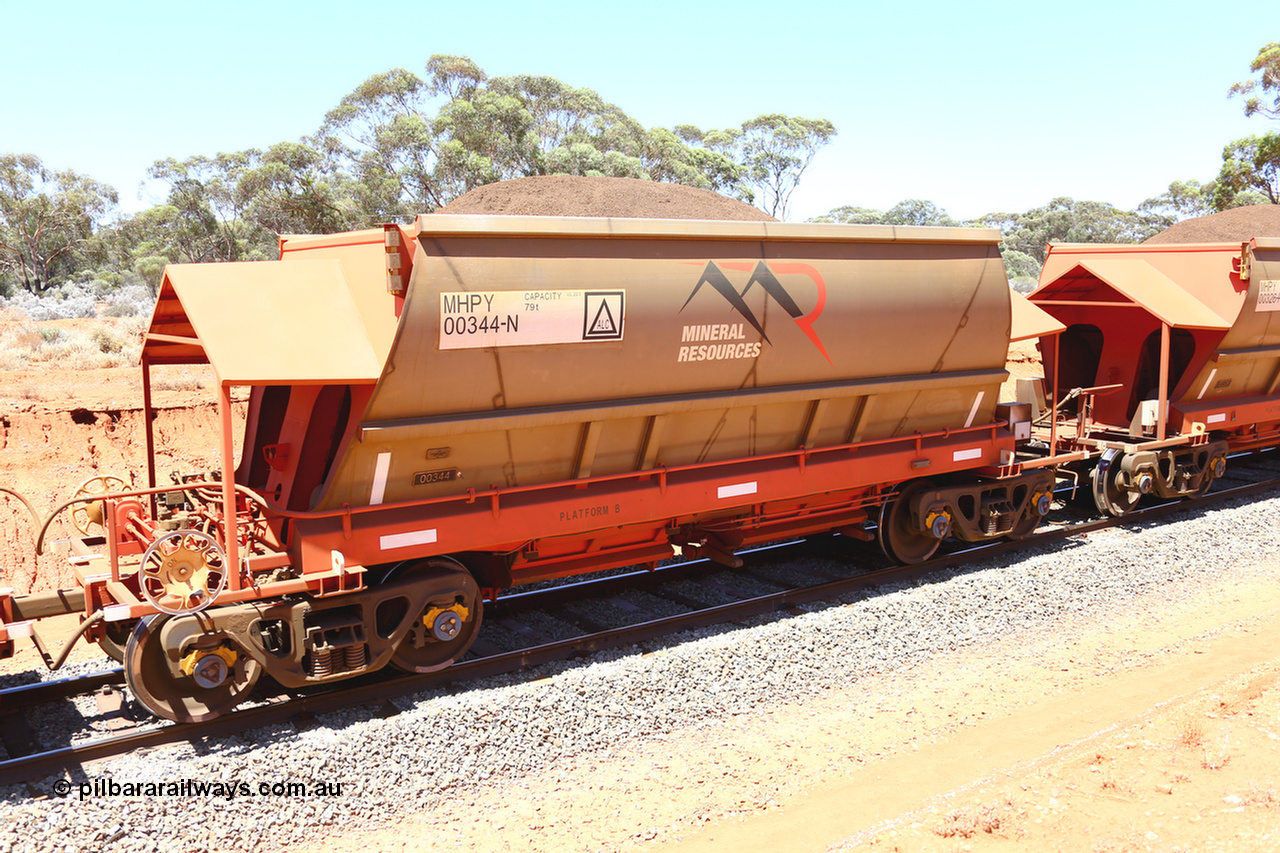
[{"x1": 439, "y1": 290, "x2": 625, "y2": 349}]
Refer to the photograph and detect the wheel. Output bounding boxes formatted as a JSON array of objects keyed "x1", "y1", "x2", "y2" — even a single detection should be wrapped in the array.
[
  {"x1": 878, "y1": 480, "x2": 943, "y2": 565},
  {"x1": 386, "y1": 559, "x2": 483, "y2": 674},
  {"x1": 69, "y1": 474, "x2": 128, "y2": 536},
  {"x1": 1090, "y1": 449, "x2": 1140, "y2": 517},
  {"x1": 124, "y1": 614, "x2": 260, "y2": 723}
]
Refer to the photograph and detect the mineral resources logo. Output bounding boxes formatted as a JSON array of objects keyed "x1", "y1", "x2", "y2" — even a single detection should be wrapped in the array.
[{"x1": 679, "y1": 261, "x2": 831, "y2": 364}]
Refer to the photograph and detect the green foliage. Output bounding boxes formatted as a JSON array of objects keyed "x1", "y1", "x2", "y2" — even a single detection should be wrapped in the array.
[
  {"x1": 1229, "y1": 42, "x2": 1280, "y2": 121},
  {"x1": 881, "y1": 199, "x2": 958, "y2": 227},
  {"x1": 0, "y1": 58, "x2": 841, "y2": 314},
  {"x1": 316, "y1": 55, "x2": 775, "y2": 220},
  {"x1": 1003, "y1": 250, "x2": 1043, "y2": 293},
  {"x1": 235, "y1": 142, "x2": 358, "y2": 236},
  {"x1": 132, "y1": 255, "x2": 170, "y2": 295},
  {"x1": 1138, "y1": 179, "x2": 1218, "y2": 220},
  {"x1": 976, "y1": 198, "x2": 1168, "y2": 266},
  {"x1": 1214, "y1": 132, "x2": 1280, "y2": 207},
  {"x1": 0, "y1": 153, "x2": 118, "y2": 295},
  {"x1": 640, "y1": 128, "x2": 743, "y2": 194},
  {"x1": 1214, "y1": 45, "x2": 1280, "y2": 212},
  {"x1": 808, "y1": 205, "x2": 885, "y2": 225},
  {"x1": 810, "y1": 200, "x2": 957, "y2": 227},
  {"x1": 699, "y1": 114, "x2": 836, "y2": 219},
  {"x1": 971, "y1": 198, "x2": 1169, "y2": 284},
  {"x1": 144, "y1": 154, "x2": 264, "y2": 263},
  {"x1": 131, "y1": 142, "x2": 359, "y2": 277}
]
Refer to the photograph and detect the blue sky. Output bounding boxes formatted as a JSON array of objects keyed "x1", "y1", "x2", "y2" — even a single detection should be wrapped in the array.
[{"x1": 1, "y1": 0, "x2": 1275, "y2": 222}]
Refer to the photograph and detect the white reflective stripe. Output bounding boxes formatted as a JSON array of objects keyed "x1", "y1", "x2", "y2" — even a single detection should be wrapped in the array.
[
  {"x1": 3, "y1": 620, "x2": 33, "y2": 639},
  {"x1": 102, "y1": 605, "x2": 134, "y2": 623},
  {"x1": 370, "y1": 452, "x2": 392, "y2": 505},
  {"x1": 717, "y1": 481, "x2": 758, "y2": 500},
  {"x1": 380, "y1": 528, "x2": 438, "y2": 551},
  {"x1": 1207, "y1": 413, "x2": 1227, "y2": 424},
  {"x1": 1198, "y1": 368, "x2": 1217, "y2": 400},
  {"x1": 953, "y1": 447, "x2": 983, "y2": 462},
  {"x1": 964, "y1": 390, "x2": 985, "y2": 428}
]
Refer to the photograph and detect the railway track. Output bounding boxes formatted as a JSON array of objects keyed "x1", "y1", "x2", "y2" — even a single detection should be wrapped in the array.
[{"x1": 4, "y1": 448, "x2": 1279, "y2": 788}]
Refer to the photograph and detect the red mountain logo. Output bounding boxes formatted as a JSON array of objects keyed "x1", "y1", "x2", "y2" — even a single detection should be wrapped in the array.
[{"x1": 681, "y1": 261, "x2": 830, "y2": 364}]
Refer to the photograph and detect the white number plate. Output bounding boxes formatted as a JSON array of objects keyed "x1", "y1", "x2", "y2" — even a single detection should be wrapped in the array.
[{"x1": 439, "y1": 290, "x2": 624, "y2": 349}]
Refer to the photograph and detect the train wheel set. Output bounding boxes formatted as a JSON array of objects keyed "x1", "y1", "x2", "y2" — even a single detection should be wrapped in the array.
[{"x1": 1, "y1": 216, "x2": 1277, "y2": 723}]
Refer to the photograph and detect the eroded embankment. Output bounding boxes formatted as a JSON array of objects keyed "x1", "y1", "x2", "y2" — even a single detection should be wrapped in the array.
[{"x1": 0, "y1": 403, "x2": 246, "y2": 594}]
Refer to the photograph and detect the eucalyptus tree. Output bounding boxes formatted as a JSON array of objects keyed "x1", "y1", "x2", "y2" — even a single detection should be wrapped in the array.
[
  {"x1": 1215, "y1": 44, "x2": 1280, "y2": 209},
  {"x1": 1137, "y1": 179, "x2": 1219, "y2": 221},
  {"x1": 0, "y1": 153, "x2": 118, "y2": 295},
  {"x1": 145, "y1": 152, "x2": 271, "y2": 264},
  {"x1": 1215, "y1": 134, "x2": 1280, "y2": 207},
  {"x1": 681, "y1": 115, "x2": 835, "y2": 219},
  {"x1": 810, "y1": 200, "x2": 957, "y2": 227},
  {"x1": 1229, "y1": 42, "x2": 1280, "y2": 121},
  {"x1": 319, "y1": 55, "x2": 813, "y2": 220},
  {"x1": 977, "y1": 198, "x2": 1167, "y2": 266}
]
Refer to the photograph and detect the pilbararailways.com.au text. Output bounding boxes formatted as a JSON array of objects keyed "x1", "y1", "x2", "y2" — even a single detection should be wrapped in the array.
[{"x1": 52, "y1": 777, "x2": 344, "y2": 800}]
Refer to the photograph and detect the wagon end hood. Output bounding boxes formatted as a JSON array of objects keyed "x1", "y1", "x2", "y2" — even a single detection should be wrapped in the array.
[
  {"x1": 143, "y1": 259, "x2": 382, "y2": 385},
  {"x1": 1030, "y1": 258, "x2": 1232, "y2": 331}
]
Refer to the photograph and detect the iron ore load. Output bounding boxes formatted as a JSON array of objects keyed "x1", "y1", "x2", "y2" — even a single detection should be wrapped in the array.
[{"x1": 4, "y1": 209, "x2": 1276, "y2": 725}]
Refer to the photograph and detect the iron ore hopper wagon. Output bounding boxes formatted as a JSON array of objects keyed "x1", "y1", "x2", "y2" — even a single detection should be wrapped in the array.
[
  {"x1": 0, "y1": 214, "x2": 1113, "y2": 723},
  {"x1": 1021, "y1": 238, "x2": 1280, "y2": 515}
]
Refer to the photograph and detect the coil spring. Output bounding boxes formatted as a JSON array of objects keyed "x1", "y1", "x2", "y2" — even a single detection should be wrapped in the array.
[
  {"x1": 311, "y1": 647, "x2": 334, "y2": 677},
  {"x1": 344, "y1": 644, "x2": 366, "y2": 670},
  {"x1": 982, "y1": 501, "x2": 1016, "y2": 536}
]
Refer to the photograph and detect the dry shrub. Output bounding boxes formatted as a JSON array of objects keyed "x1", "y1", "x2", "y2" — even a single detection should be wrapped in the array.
[
  {"x1": 151, "y1": 375, "x2": 204, "y2": 393},
  {"x1": 934, "y1": 798, "x2": 1019, "y2": 839},
  {"x1": 1243, "y1": 782, "x2": 1280, "y2": 807},
  {"x1": 1202, "y1": 750, "x2": 1232, "y2": 771},
  {"x1": 90, "y1": 327, "x2": 124, "y2": 354},
  {"x1": 1175, "y1": 717, "x2": 1205, "y2": 748},
  {"x1": 0, "y1": 317, "x2": 46, "y2": 367},
  {"x1": 1198, "y1": 729, "x2": 1234, "y2": 770},
  {"x1": 0, "y1": 317, "x2": 142, "y2": 369},
  {"x1": 1092, "y1": 840, "x2": 1139, "y2": 853}
]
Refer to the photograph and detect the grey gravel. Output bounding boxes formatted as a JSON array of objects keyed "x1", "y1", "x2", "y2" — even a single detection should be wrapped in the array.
[{"x1": 1, "y1": 489, "x2": 1277, "y2": 852}]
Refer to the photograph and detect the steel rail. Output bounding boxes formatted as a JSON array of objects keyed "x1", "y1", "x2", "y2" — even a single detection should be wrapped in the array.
[
  {"x1": 0, "y1": 668, "x2": 124, "y2": 712},
  {"x1": 3, "y1": 466, "x2": 1278, "y2": 787}
]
